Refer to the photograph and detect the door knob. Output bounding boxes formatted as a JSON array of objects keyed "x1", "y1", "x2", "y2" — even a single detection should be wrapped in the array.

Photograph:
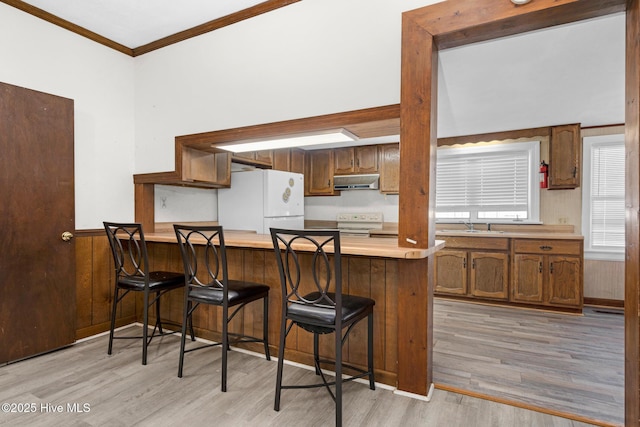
[{"x1": 61, "y1": 231, "x2": 74, "y2": 242}]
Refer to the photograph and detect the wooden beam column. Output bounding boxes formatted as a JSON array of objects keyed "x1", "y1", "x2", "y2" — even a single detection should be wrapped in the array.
[
  {"x1": 397, "y1": 13, "x2": 438, "y2": 396},
  {"x1": 626, "y1": 0, "x2": 640, "y2": 425}
]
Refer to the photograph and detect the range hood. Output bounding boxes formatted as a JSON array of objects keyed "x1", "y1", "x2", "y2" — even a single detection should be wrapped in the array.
[{"x1": 333, "y1": 174, "x2": 380, "y2": 190}]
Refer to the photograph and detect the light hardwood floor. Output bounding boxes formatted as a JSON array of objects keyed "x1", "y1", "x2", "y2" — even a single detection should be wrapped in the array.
[
  {"x1": 433, "y1": 299, "x2": 625, "y2": 427},
  {"x1": 0, "y1": 324, "x2": 599, "y2": 427}
]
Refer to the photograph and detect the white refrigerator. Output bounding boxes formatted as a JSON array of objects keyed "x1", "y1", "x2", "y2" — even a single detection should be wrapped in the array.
[{"x1": 217, "y1": 169, "x2": 304, "y2": 234}]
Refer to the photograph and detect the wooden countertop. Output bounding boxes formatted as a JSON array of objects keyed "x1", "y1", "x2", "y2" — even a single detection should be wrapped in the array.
[
  {"x1": 144, "y1": 229, "x2": 444, "y2": 260},
  {"x1": 434, "y1": 230, "x2": 583, "y2": 240}
]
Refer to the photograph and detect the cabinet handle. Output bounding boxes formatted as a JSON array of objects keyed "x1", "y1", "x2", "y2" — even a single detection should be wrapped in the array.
[
  {"x1": 539, "y1": 245, "x2": 553, "y2": 251},
  {"x1": 539, "y1": 262, "x2": 543, "y2": 273},
  {"x1": 472, "y1": 259, "x2": 476, "y2": 269},
  {"x1": 550, "y1": 263, "x2": 554, "y2": 273},
  {"x1": 463, "y1": 258, "x2": 466, "y2": 268},
  {"x1": 573, "y1": 166, "x2": 577, "y2": 178},
  {"x1": 328, "y1": 179, "x2": 331, "y2": 186}
]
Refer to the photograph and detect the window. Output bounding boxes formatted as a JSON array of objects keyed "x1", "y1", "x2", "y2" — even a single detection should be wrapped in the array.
[
  {"x1": 582, "y1": 134, "x2": 625, "y2": 260},
  {"x1": 436, "y1": 141, "x2": 540, "y2": 222}
]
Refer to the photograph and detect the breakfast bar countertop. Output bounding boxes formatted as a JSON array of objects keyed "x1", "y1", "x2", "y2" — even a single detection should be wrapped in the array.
[{"x1": 144, "y1": 228, "x2": 444, "y2": 260}]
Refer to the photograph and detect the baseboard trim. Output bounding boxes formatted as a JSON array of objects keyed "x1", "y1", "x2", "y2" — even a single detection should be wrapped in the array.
[
  {"x1": 584, "y1": 297, "x2": 624, "y2": 308},
  {"x1": 434, "y1": 383, "x2": 619, "y2": 427},
  {"x1": 393, "y1": 383, "x2": 433, "y2": 401}
]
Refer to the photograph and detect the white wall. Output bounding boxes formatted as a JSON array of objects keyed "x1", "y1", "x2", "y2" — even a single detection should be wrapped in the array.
[
  {"x1": 0, "y1": 0, "x2": 624, "y2": 229},
  {"x1": 132, "y1": 0, "x2": 436, "y2": 174},
  {"x1": 0, "y1": 3, "x2": 135, "y2": 230},
  {"x1": 132, "y1": 1, "x2": 623, "y2": 225}
]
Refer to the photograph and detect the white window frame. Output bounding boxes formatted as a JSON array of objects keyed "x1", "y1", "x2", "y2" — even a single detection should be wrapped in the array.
[
  {"x1": 436, "y1": 141, "x2": 540, "y2": 224},
  {"x1": 581, "y1": 134, "x2": 625, "y2": 261}
]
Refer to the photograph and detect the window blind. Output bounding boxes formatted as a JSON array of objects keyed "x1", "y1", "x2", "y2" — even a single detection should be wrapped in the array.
[
  {"x1": 590, "y1": 142, "x2": 625, "y2": 248},
  {"x1": 436, "y1": 149, "x2": 530, "y2": 214}
]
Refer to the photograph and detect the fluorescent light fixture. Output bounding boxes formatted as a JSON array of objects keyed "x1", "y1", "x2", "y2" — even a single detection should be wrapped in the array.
[{"x1": 217, "y1": 128, "x2": 358, "y2": 153}]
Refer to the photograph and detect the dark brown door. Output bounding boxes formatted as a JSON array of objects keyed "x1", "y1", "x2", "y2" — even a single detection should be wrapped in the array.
[{"x1": 0, "y1": 82, "x2": 76, "y2": 363}]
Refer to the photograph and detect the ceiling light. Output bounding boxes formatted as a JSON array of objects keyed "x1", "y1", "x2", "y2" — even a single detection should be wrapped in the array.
[{"x1": 217, "y1": 128, "x2": 358, "y2": 153}]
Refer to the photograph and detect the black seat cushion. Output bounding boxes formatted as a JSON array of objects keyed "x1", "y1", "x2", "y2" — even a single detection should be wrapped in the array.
[
  {"x1": 287, "y1": 292, "x2": 374, "y2": 334},
  {"x1": 188, "y1": 280, "x2": 270, "y2": 306},
  {"x1": 118, "y1": 271, "x2": 184, "y2": 291}
]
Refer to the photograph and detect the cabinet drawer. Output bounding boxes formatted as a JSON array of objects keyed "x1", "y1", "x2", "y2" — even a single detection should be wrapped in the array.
[
  {"x1": 513, "y1": 239, "x2": 582, "y2": 255},
  {"x1": 441, "y1": 236, "x2": 509, "y2": 251}
]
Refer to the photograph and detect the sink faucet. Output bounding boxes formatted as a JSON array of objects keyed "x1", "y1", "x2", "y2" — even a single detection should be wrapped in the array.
[{"x1": 462, "y1": 219, "x2": 474, "y2": 231}]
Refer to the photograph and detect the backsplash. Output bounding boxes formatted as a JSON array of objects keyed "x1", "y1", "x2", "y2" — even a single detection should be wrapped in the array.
[{"x1": 304, "y1": 190, "x2": 399, "y2": 222}]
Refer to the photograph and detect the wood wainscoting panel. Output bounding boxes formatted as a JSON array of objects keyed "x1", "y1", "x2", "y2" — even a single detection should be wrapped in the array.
[
  {"x1": 75, "y1": 233, "x2": 136, "y2": 340},
  {"x1": 144, "y1": 243, "x2": 400, "y2": 386}
]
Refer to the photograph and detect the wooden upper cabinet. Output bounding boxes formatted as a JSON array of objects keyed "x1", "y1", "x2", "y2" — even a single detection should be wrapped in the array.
[
  {"x1": 549, "y1": 124, "x2": 580, "y2": 189},
  {"x1": 290, "y1": 148, "x2": 305, "y2": 174},
  {"x1": 306, "y1": 149, "x2": 336, "y2": 196},
  {"x1": 380, "y1": 143, "x2": 400, "y2": 194},
  {"x1": 272, "y1": 149, "x2": 291, "y2": 171},
  {"x1": 334, "y1": 145, "x2": 379, "y2": 175},
  {"x1": 181, "y1": 147, "x2": 231, "y2": 186},
  {"x1": 334, "y1": 147, "x2": 355, "y2": 174},
  {"x1": 232, "y1": 150, "x2": 273, "y2": 167},
  {"x1": 355, "y1": 145, "x2": 379, "y2": 173},
  {"x1": 273, "y1": 148, "x2": 305, "y2": 174},
  {"x1": 255, "y1": 150, "x2": 273, "y2": 165}
]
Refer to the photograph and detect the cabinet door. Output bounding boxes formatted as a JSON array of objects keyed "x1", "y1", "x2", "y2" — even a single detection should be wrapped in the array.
[
  {"x1": 334, "y1": 147, "x2": 355, "y2": 174},
  {"x1": 233, "y1": 151, "x2": 255, "y2": 161},
  {"x1": 355, "y1": 145, "x2": 379, "y2": 173},
  {"x1": 547, "y1": 255, "x2": 582, "y2": 307},
  {"x1": 272, "y1": 149, "x2": 290, "y2": 171},
  {"x1": 512, "y1": 254, "x2": 544, "y2": 303},
  {"x1": 469, "y1": 251, "x2": 509, "y2": 300},
  {"x1": 380, "y1": 143, "x2": 400, "y2": 194},
  {"x1": 549, "y1": 124, "x2": 580, "y2": 189},
  {"x1": 290, "y1": 148, "x2": 305, "y2": 174},
  {"x1": 307, "y1": 149, "x2": 335, "y2": 195},
  {"x1": 255, "y1": 150, "x2": 273, "y2": 166},
  {"x1": 435, "y1": 250, "x2": 468, "y2": 295}
]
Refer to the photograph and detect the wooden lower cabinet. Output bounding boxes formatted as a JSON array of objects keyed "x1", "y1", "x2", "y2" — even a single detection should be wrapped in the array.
[
  {"x1": 511, "y1": 239, "x2": 583, "y2": 309},
  {"x1": 435, "y1": 250, "x2": 468, "y2": 295},
  {"x1": 512, "y1": 254, "x2": 544, "y2": 303},
  {"x1": 470, "y1": 251, "x2": 509, "y2": 299},
  {"x1": 435, "y1": 237, "x2": 509, "y2": 301},
  {"x1": 436, "y1": 235, "x2": 583, "y2": 311}
]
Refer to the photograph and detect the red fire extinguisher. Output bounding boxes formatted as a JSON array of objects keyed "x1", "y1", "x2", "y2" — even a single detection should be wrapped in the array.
[{"x1": 540, "y1": 161, "x2": 548, "y2": 189}]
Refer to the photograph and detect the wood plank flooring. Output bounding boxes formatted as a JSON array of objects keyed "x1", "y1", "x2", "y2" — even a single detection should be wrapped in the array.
[
  {"x1": 0, "y1": 325, "x2": 598, "y2": 427},
  {"x1": 433, "y1": 299, "x2": 625, "y2": 426}
]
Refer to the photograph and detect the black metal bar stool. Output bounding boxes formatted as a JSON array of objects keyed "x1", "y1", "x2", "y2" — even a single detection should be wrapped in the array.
[
  {"x1": 174, "y1": 224, "x2": 271, "y2": 392},
  {"x1": 103, "y1": 221, "x2": 194, "y2": 365},
  {"x1": 269, "y1": 228, "x2": 375, "y2": 427}
]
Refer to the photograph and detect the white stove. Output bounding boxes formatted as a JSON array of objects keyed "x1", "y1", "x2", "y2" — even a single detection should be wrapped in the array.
[{"x1": 336, "y1": 212, "x2": 383, "y2": 237}]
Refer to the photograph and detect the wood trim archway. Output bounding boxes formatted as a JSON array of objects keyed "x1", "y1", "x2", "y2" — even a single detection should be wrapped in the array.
[{"x1": 399, "y1": 0, "x2": 638, "y2": 425}]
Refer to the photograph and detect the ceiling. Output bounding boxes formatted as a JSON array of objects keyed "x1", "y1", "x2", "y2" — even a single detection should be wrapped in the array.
[{"x1": 9, "y1": 0, "x2": 296, "y2": 54}]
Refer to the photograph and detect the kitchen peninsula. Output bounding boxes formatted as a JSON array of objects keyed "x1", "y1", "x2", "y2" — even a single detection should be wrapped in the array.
[
  {"x1": 141, "y1": 226, "x2": 444, "y2": 388},
  {"x1": 132, "y1": 105, "x2": 436, "y2": 397}
]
